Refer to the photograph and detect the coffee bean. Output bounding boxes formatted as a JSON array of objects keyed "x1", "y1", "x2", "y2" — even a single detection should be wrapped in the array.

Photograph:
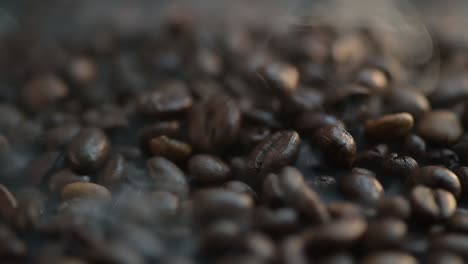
[
  {"x1": 340, "y1": 168, "x2": 384, "y2": 206},
  {"x1": 145, "y1": 191, "x2": 179, "y2": 215},
  {"x1": 188, "y1": 94, "x2": 241, "y2": 152},
  {"x1": 409, "y1": 185, "x2": 456, "y2": 222},
  {"x1": 147, "y1": 156, "x2": 188, "y2": 199},
  {"x1": 426, "y1": 252, "x2": 464, "y2": 264},
  {"x1": 382, "y1": 153, "x2": 418, "y2": 177},
  {"x1": 67, "y1": 128, "x2": 111, "y2": 174},
  {"x1": 187, "y1": 154, "x2": 230, "y2": 184},
  {"x1": 61, "y1": 182, "x2": 111, "y2": 201},
  {"x1": 417, "y1": 110, "x2": 463, "y2": 145},
  {"x1": 360, "y1": 218, "x2": 407, "y2": 249},
  {"x1": 295, "y1": 112, "x2": 344, "y2": 133},
  {"x1": 0, "y1": 184, "x2": 17, "y2": 220},
  {"x1": 361, "y1": 251, "x2": 417, "y2": 264},
  {"x1": 429, "y1": 75, "x2": 468, "y2": 107},
  {"x1": 314, "y1": 125, "x2": 356, "y2": 168},
  {"x1": 149, "y1": 135, "x2": 192, "y2": 162},
  {"x1": 138, "y1": 121, "x2": 181, "y2": 152},
  {"x1": 452, "y1": 136, "x2": 468, "y2": 163},
  {"x1": 378, "y1": 196, "x2": 411, "y2": 220},
  {"x1": 430, "y1": 233, "x2": 468, "y2": 258},
  {"x1": 14, "y1": 188, "x2": 46, "y2": 230},
  {"x1": 49, "y1": 169, "x2": 90, "y2": 194},
  {"x1": 99, "y1": 153, "x2": 126, "y2": 187},
  {"x1": 308, "y1": 175, "x2": 337, "y2": 191},
  {"x1": 254, "y1": 206, "x2": 298, "y2": 237},
  {"x1": 327, "y1": 201, "x2": 364, "y2": 219},
  {"x1": 447, "y1": 211, "x2": 468, "y2": 233},
  {"x1": 239, "y1": 126, "x2": 271, "y2": 151},
  {"x1": 247, "y1": 130, "x2": 300, "y2": 183},
  {"x1": 365, "y1": 112, "x2": 414, "y2": 140},
  {"x1": 45, "y1": 123, "x2": 81, "y2": 150},
  {"x1": 0, "y1": 223, "x2": 26, "y2": 257},
  {"x1": 407, "y1": 166, "x2": 461, "y2": 198},
  {"x1": 200, "y1": 220, "x2": 241, "y2": 253},
  {"x1": 222, "y1": 181, "x2": 257, "y2": 201},
  {"x1": 357, "y1": 67, "x2": 388, "y2": 92},
  {"x1": 354, "y1": 144, "x2": 388, "y2": 172},
  {"x1": 384, "y1": 88, "x2": 430, "y2": 119},
  {"x1": 24, "y1": 151, "x2": 63, "y2": 185},
  {"x1": 283, "y1": 87, "x2": 324, "y2": 113},
  {"x1": 259, "y1": 62, "x2": 299, "y2": 96},
  {"x1": 280, "y1": 236, "x2": 307, "y2": 264},
  {"x1": 316, "y1": 253, "x2": 354, "y2": 264},
  {"x1": 425, "y1": 148, "x2": 459, "y2": 170},
  {"x1": 22, "y1": 74, "x2": 68, "y2": 110},
  {"x1": 138, "y1": 81, "x2": 193, "y2": 116},
  {"x1": 303, "y1": 217, "x2": 367, "y2": 251},
  {"x1": 403, "y1": 134, "x2": 426, "y2": 157}
]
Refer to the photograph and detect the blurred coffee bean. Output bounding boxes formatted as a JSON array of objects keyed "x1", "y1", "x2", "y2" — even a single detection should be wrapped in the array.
[
  {"x1": 430, "y1": 233, "x2": 468, "y2": 258},
  {"x1": 67, "y1": 128, "x2": 111, "y2": 174},
  {"x1": 22, "y1": 74, "x2": 68, "y2": 111},
  {"x1": 188, "y1": 154, "x2": 231, "y2": 184},
  {"x1": 417, "y1": 110, "x2": 463, "y2": 145},
  {"x1": 222, "y1": 181, "x2": 257, "y2": 201},
  {"x1": 365, "y1": 112, "x2": 414, "y2": 140},
  {"x1": 384, "y1": 88, "x2": 430, "y2": 119},
  {"x1": 360, "y1": 218, "x2": 407, "y2": 250},
  {"x1": 188, "y1": 94, "x2": 241, "y2": 152},
  {"x1": 283, "y1": 87, "x2": 324, "y2": 113},
  {"x1": 429, "y1": 75, "x2": 468, "y2": 107},
  {"x1": 382, "y1": 153, "x2": 418, "y2": 177},
  {"x1": 0, "y1": 223, "x2": 26, "y2": 257},
  {"x1": 61, "y1": 182, "x2": 111, "y2": 201},
  {"x1": 314, "y1": 125, "x2": 356, "y2": 168},
  {"x1": 316, "y1": 253, "x2": 354, "y2": 264},
  {"x1": 426, "y1": 251, "x2": 464, "y2": 264},
  {"x1": 407, "y1": 166, "x2": 461, "y2": 198},
  {"x1": 147, "y1": 156, "x2": 189, "y2": 199},
  {"x1": 99, "y1": 153, "x2": 125, "y2": 187},
  {"x1": 14, "y1": 188, "x2": 46, "y2": 230},
  {"x1": 49, "y1": 169, "x2": 90, "y2": 194},
  {"x1": 409, "y1": 185, "x2": 456, "y2": 222},
  {"x1": 138, "y1": 121, "x2": 181, "y2": 151},
  {"x1": 45, "y1": 123, "x2": 81, "y2": 150},
  {"x1": 24, "y1": 151, "x2": 63, "y2": 185},
  {"x1": 68, "y1": 56, "x2": 97, "y2": 85},
  {"x1": 361, "y1": 251, "x2": 417, "y2": 264},
  {"x1": 354, "y1": 144, "x2": 388, "y2": 172},
  {"x1": 327, "y1": 202, "x2": 364, "y2": 219},
  {"x1": 254, "y1": 206, "x2": 298, "y2": 237},
  {"x1": 447, "y1": 211, "x2": 468, "y2": 233},
  {"x1": 403, "y1": 134, "x2": 426, "y2": 157},
  {"x1": 378, "y1": 196, "x2": 411, "y2": 220},
  {"x1": 280, "y1": 236, "x2": 307, "y2": 264},
  {"x1": 0, "y1": 184, "x2": 17, "y2": 220},
  {"x1": 308, "y1": 175, "x2": 337, "y2": 191},
  {"x1": 146, "y1": 191, "x2": 179, "y2": 215},
  {"x1": 356, "y1": 67, "x2": 388, "y2": 92},
  {"x1": 259, "y1": 62, "x2": 299, "y2": 96},
  {"x1": 149, "y1": 135, "x2": 192, "y2": 162},
  {"x1": 239, "y1": 126, "x2": 271, "y2": 151},
  {"x1": 425, "y1": 149, "x2": 459, "y2": 170},
  {"x1": 340, "y1": 168, "x2": 384, "y2": 206},
  {"x1": 138, "y1": 81, "x2": 193, "y2": 116},
  {"x1": 295, "y1": 112, "x2": 344, "y2": 133}
]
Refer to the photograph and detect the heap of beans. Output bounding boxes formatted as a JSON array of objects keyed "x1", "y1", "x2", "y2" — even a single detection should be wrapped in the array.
[{"x1": 2, "y1": 14, "x2": 468, "y2": 264}]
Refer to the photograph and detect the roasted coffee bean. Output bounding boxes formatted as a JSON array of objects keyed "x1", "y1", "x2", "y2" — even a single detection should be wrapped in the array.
[
  {"x1": 417, "y1": 110, "x2": 463, "y2": 145},
  {"x1": 327, "y1": 201, "x2": 364, "y2": 219},
  {"x1": 45, "y1": 123, "x2": 81, "y2": 150},
  {"x1": 247, "y1": 130, "x2": 300, "y2": 183},
  {"x1": 426, "y1": 251, "x2": 464, "y2": 264},
  {"x1": 222, "y1": 181, "x2": 257, "y2": 201},
  {"x1": 409, "y1": 185, "x2": 456, "y2": 222},
  {"x1": 0, "y1": 184, "x2": 17, "y2": 220},
  {"x1": 138, "y1": 121, "x2": 181, "y2": 151},
  {"x1": 384, "y1": 88, "x2": 430, "y2": 119},
  {"x1": 0, "y1": 223, "x2": 27, "y2": 257},
  {"x1": 403, "y1": 134, "x2": 426, "y2": 157},
  {"x1": 452, "y1": 136, "x2": 468, "y2": 163},
  {"x1": 357, "y1": 67, "x2": 388, "y2": 92},
  {"x1": 283, "y1": 87, "x2": 324, "y2": 113},
  {"x1": 455, "y1": 167, "x2": 468, "y2": 195},
  {"x1": 354, "y1": 144, "x2": 388, "y2": 171},
  {"x1": 447, "y1": 211, "x2": 468, "y2": 233},
  {"x1": 407, "y1": 166, "x2": 461, "y2": 198},
  {"x1": 241, "y1": 232, "x2": 275, "y2": 261},
  {"x1": 429, "y1": 75, "x2": 468, "y2": 107},
  {"x1": 280, "y1": 236, "x2": 307, "y2": 264},
  {"x1": 67, "y1": 128, "x2": 111, "y2": 174},
  {"x1": 314, "y1": 125, "x2": 356, "y2": 168},
  {"x1": 295, "y1": 112, "x2": 344, "y2": 133},
  {"x1": 49, "y1": 169, "x2": 90, "y2": 194},
  {"x1": 259, "y1": 62, "x2": 299, "y2": 96},
  {"x1": 147, "y1": 156, "x2": 189, "y2": 198},
  {"x1": 188, "y1": 94, "x2": 241, "y2": 152},
  {"x1": 303, "y1": 217, "x2": 367, "y2": 251},
  {"x1": 61, "y1": 182, "x2": 111, "y2": 201},
  {"x1": 340, "y1": 168, "x2": 384, "y2": 206},
  {"x1": 200, "y1": 220, "x2": 241, "y2": 253},
  {"x1": 145, "y1": 191, "x2": 179, "y2": 215},
  {"x1": 378, "y1": 196, "x2": 411, "y2": 219},
  {"x1": 382, "y1": 153, "x2": 418, "y2": 177},
  {"x1": 99, "y1": 153, "x2": 126, "y2": 187},
  {"x1": 316, "y1": 253, "x2": 355, "y2": 264},
  {"x1": 425, "y1": 148, "x2": 459, "y2": 170},
  {"x1": 430, "y1": 233, "x2": 468, "y2": 258},
  {"x1": 361, "y1": 251, "x2": 417, "y2": 264},
  {"x1": 24, "y1": 151, "x2": 63, "y2": 185},
  {"x1": 239, "y1": 126, "x2": 271, "y2": 151},
  {"x1": 138, "y1": 81, "x2": 193, "y2": 116},
  {"x1": 188, "y1": 154, "x2": 231, "y2": 184},
  {"x1": 14, "y1": 188, "x2": 46, "y2": 230},
  {"x1": 22, "y1": 74, "x2": 69, "y2": 111},
  {"x1": 255, "y1": 206, "x2": 298, "y2": 236},
  {"x1": 360, "y1": 218, "x2": 407, "y2": 249},
  {"x1": 308, "y1": 175, "x2": 337, "y2": 190},
  {"x1": 149, "y1": 135, "x2": 192, "y2": 162},
  {"x1": 193, "y1": 189, "x2": 253, "y2": 226},
  {"x1": 364, "y1": 112, "x2": 414, "y2": 140}
]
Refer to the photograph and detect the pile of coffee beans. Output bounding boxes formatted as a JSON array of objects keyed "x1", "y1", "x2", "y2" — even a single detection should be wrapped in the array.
[{"x1": 2, "y1": 12, "x2": 468, "y2": 264}]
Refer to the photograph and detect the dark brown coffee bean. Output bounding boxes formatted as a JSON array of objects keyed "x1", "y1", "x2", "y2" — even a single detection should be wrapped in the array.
[
  {"x1": 188, "y1": 154, "x2": 231, "y2": 184},
  {"x1": 255, "y1": 206, "x2": 298, "y2": 236},
  {"x1": 403, "y1": 134, "x2": 426, "y2": 157},
  {"x1": 49, "y1": 169, "x2": 90, "y2": 194},
  {"x1": 0, "y1": 184, "x2": 17, "y2": 220},
  {"x1": 188, "y1": 94, "x2": 241, "y2": 152},
  {"x1": 200, "y1": 220, "x2": 241, "y2": 253},
  {"x1": 340, "y1": 168, "x2": 384, "y2": 206},
  {"x1": 138, "y1": 121, "x2": 181, "y2": 151},
  {"x1": 295, "y1": 112, "x2": 344, "y2": 133},
  {"x1": 429, "y1": 75, "x2": 468, "y2": 107},
  {"x1": 314, "y1": 125, "x2": 356, "y2": 168},
  {"x1": 259, "y1": 62, "x2": 299, "y2": 96},
  {"x1": 68, "y1": 56, "x2": 97, "y2": 85},
  {"x1": 247, "y1": 130, "x2": 300, "y2": 183},
  {"x1": 14, "y1": 188, "x2": 46, "y2": 230},
  {"x1": 45, "y1": 123, "x2": 81, "y2": 150},
  {"x1": 430, "y1": 233, "x2": 468, "y2": 258},
  {"x1": 316, "y1": 253, "x2": 355, "y2": 264},
  {"x1": 193, "y1": 189, "x2": 254, "y2": 225},
  {"x1": 365, "y1": 112, "x2": 414, "y2": 140},
  {"x1": 138, "y1": 81, "x2": 193, "y2": 116},
  {"x1": 145, "y1": 191, "x2": 179, "y2": 215},
  {"x1": 239, "y1": 126, "x2": 271, "y2": 151},
  {"x1": 222, "y1": 181, "x2": 257, "y2": 201},
  {"x1": 407, "y1": 166, "x2": 461, "y2": 198},
  {"x1": 426, "y1": 252, "x2": 464, "y2": 264},
  {"x1": 454, "y1": 167, "x2": 468, "y2": 196},
  {"x1": 67, "y1": 128, "x2": 111, "y2": 174},
  {"x1": 425, "y1": 149, "x2": 459, "y2": 170},
  {"x1": 360, "y1": 218, "x2": 407, "y2": 249},
  {"x1": 382, "y1": 153, "x2": 418, "y2": 177},
  {"x1": 452, "y1": 136, "x2": 468, "y2": 164},
  {"x1": 331, "y1": 33, "x2": 367, "y2": 65},
  {"x1": 357, "y1": 67, "x2": 388, "y2": 92},
  {"x1": 327, "y1": 201, "x2": 364, "y2": 219},
  {"x1": 417, "y1": 110, "x2": 463, "y2": 145},
  {"x1": 24, "y1": 151, "x2": 63, "y2": 185},
  {"x1": 409, "y1": 185, "x2": 456, "y2": 222},
  {"x1": 303, "y1": 217, "x2": 367, "y2": 251},
  {"x1": 147, "y1": 156, "x2": 188, "y2": 199},
  {"x1": 354, "y1": 144, "x2": 388, "y2": 171},
  {"x1": 378, "y1": 196, "x2": 411, "y2": 219},
  {"x1": 149, "y1": 135, "x2": 192, "y2": 162},
  {"x1": 384, "y1": 88, "x2": 430, "y2": 119},
  {"x1": 361, "y1": 251, "x2": 417, "y2": 264},
  {"x1": 241, "y1": 232, "x2": 275, "y2": 261},
  {"x1": 447, "y1": 211, "x2": 468, "y2": 233},
  {"x1": 0, "y1": 223, "x2": 27, "y2": 257},
  {"x1": 99, "y1": 153, "x2": 125, "y2": 187},
  {"x1": 308, "y1": 175, "x2": 337, "y2": 190},
  {"x1": 22, "y1": 74, "x2": 68, "y2": 110},
  {"x1": 283, "y1": 87, "x2": 324, "y2": 113},
  {"x1": 61, "y1": 182, "x2": 111, "y2": 201},
  {"x1": 280, "y1": 236, "x2": 307, "y2": 264}
]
